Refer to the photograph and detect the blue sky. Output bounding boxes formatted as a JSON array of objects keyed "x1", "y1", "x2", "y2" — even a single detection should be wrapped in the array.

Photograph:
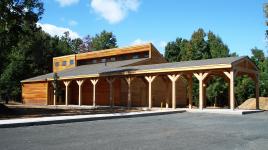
[{"x1": 39, "y1": 0, "x2": 267, "y2": 56}]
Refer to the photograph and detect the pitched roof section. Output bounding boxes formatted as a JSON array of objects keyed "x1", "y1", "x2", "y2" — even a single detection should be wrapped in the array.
[
  {"x1": 22, "y1": 56, "x2": 251, "y2": 82},
  {"x1": 22, "y1": 58, "x2": 149, "y2": 82}
]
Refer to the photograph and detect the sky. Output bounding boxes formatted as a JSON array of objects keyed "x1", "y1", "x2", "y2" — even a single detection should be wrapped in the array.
[{"x1": 39, "y1": 0, "x2": 268, "y2": 56}]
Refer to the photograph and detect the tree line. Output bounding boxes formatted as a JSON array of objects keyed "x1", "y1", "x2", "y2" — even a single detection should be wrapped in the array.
[
  {"x1": 0, "y1": 0, "x2": 117, "y2": 102},
  {"x1": 164, "y1": 28, "x2": 268, "y2": 106},
  {"x1": 0, "y1": 0, "x2": 267, "y2": 106}
]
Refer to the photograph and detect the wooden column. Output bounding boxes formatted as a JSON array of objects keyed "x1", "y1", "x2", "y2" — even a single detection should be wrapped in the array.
[
  {"x1": 76, "y1": 80, "x2": 84, "y2": 106},
  {"x1": 255, "y1": 74, "x2": 260, "y2": 110},
  {"x1": 106, "y1": 78, "x2": 115, "y2": 107},
  {"x1": 53, "y1": 90, "x2": 56, "y2": 106},
  {"x1": 90, "y1": 79, "x2": 98, "y2": 107},
  {"x1": 145, "y1": 76, "x2": 156, "y2": 109},
  {"x1": 125, "y1": 77, "x2": 133, "y2": 108},
  {"x1": 167, "y1": 74, "x2": 181, "y2": 109},
  {"x1": 224, "y1": 71, "x2": 235, "y2": 110},
  {"x1": 188, "y1": 76, "x2": 193, "y2": 109},
  {"x1": 63, "y1": 81, "x2": 71, "y2": 106},
  {"x1": 194, "y1": 72, "x2": 209, "y2": 110}
]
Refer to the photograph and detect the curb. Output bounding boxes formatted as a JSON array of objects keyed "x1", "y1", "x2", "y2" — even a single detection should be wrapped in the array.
[{"x1": 0, "y1": 110, "x2": 185, "y2": 128}]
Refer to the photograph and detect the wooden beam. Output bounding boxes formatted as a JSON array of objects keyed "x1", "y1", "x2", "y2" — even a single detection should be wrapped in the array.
[
  {"x1": 125, "y1": 77, "x2": 134, "y2": 108},
  {"x1": 90, "y1": 79, "x2": 99, "y2": 107},
  {"x1": 167, "y1": 74, "x2": 181, "y2": 109},
  {"x1": 145, "y1": 76, "x2": 156, "y2": 109},
  {"x1": 193, "y1": 72, "x2": 209, "y2": 110},
  {"x1": 188, "y1": 77, "x2": 193, "y2": 109},
  {"x1": 63, "y1": 81, "x2": 71, "y2": 106},
  {"x1": 76, "y1": 80, "x2": 84, "y2": 106},
  {"x1": 255, "y1": 74, "x2": 260, "y2": 110},
  {"x1": 106, "y1": 78, "x2": 115, "y2": 107}
]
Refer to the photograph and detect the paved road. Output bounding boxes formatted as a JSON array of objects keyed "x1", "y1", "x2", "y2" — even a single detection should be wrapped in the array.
[{"x1": 1, "y1": 112, "x2": 268, "y2": 150}]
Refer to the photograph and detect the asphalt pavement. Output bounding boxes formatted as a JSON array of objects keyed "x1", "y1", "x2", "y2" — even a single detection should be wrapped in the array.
[{"x1": 0, "y1": 111, "x2": 268, "y2": 150}]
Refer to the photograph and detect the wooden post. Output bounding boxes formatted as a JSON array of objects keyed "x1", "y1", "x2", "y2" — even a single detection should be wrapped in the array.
[
  {"x1": 125, "y1": 77, "x2": 133, "y2": 108},
  {"x1": 167, "y1": 74, "x2": 181, "y2": 109},
  {"x1": 194, "y1": 72, "x2": 209, "y2": 110},
  {"x1": 63, "y1": 81, "x2": 71, "y2": 106},
  {"x1": 145, "y1": 76, "x2": 156, "y2": 109},
  {"x1": 224, "y1": 71, "x2": 235, "y2": 110},
  {"x1": 90, "y1": 79, "x2": 99, "y2": 107},
  {"x1": 188, "y1": 75, "x2": 193, "y2": 109},
  {"x1": 106, "y1": 78, "x2": 115, "y2": 107},
  {"x1": 53, "y1": 90, "x2": 56, "y2": 106},
  {"x1": 76, "y1": 80, "x2": 84, "y2": 106},
  {"x1": 255, "y1": 74, "x2": 260, "y2": 110}
]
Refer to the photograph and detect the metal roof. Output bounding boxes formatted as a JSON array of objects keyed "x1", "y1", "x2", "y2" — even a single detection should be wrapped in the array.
[{"x1": 22, "y1": 56, "x2": 248, "y2": 83}]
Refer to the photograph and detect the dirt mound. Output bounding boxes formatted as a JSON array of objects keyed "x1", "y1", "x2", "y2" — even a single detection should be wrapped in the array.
[{"x1": 238, "y1": 97, "x2": 268, "y2": 110}]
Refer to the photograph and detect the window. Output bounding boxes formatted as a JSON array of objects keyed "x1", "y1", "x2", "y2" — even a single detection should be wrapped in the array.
[
  {"x1": 92, "y1": 59, "x2": 97, "y2": 64},
  {"x1": 110, "y1": 57, "x2": 116, "y2": 61},
  {"x1": 120, "y1": 55, "x2": 128, "y2": 60},
  {"x1": 55, "y1": 62, "x2": 59, "y2": 67},
  {"x1": 62, "y1": 61, "x2": 67, "y2": 66},
  {"x1": 144, "y1": 53, "x2": 149, "y2": 58},
  {"x1": 70, "y1": 59, "x2": 74, "y2": 65},
  {"x1": 132, "y1": 54, "x2": 139, "y2": 59},
  {"x1": 101, "y1": 58, "x2": 106, "y2": 63}
]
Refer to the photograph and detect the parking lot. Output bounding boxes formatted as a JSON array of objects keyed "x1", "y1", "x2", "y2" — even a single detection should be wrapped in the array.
[{"x1": 1, "y1": 111, "x2": 268, "y2": 150}]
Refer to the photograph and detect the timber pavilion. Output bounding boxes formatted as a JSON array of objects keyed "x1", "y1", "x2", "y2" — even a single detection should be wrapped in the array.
[{"x1": 21, "y1": 43, "x2": 260, "y2": 110}]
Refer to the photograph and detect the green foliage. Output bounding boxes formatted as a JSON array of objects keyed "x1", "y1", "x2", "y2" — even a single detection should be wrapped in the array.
[
  {"x1": 235, "y1": 76, "x2": 255, "y2": 105},
  {"x1": 207, "y1": 31, "x2": 229, "y2": 58},
  {"x1": 91, "y1": 30, "x2": 118, "y2": 51},
  {"x1": 52, "y1": 73, "x2": 60, "y2": 96},
  {"x1": 164, "y1": 28, "x2": 268, "y2": 107},
  {"x1": 190, "y1": 28, "x2": 210, "y2": 60},
  {"x1": 206, "y1": 77, "x2": 228, "y2": 106}
]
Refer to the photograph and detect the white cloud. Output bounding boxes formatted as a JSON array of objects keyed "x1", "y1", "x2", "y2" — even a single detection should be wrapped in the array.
[
  {"x1": 131, "y1": 38, "x2": 151, "y2": 45},
  {"x1": 55, "y1": 0, "x2": 79, "y2": 7},
  {"x1": 37, "y1": 23, "x2": 80, "y2": 39},
  {"x1": 68, "y1": 20, "x2": 78, "y2": 26},
  {"x1": 91, "y1": 0, "x2": 140, "y2": 24}
]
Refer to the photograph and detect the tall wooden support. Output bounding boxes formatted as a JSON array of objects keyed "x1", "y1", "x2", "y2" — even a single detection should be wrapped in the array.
[
  {"x1": 167, "y1": 74, "x2": 181, "y2": 109},
  {"x1": 224, "y1": 71, "x2": 235, "y2": 110},
  {"x1": 125, "y1": 77, "x2": 133, "y2": 108},
  {"x1": 63, "y1": 81, "x2": 71, "y2": 106},
  {"x1": 106, "y1": 78, "x2": 115, "y2": 107},
  {"x1": 90, "y1": 79, "x2": 99, "y2": 107},
  {"x1": 194, "y1": 72, "x2": 209, "y2": 110},
  {"x1": 53, "y1": 90, "x2": 56, "y2": 106},
  {"x1": 76, "y1": 80, "x2": 84, "y2": 106},
  {"x1": 145, "y1": 76, "x2": 156, "y2": 109},
  {"x1": 255, "y1": 74, "x2": 260, "y2": 110},
  {"x1": 188, "y1": 75, "x2": 193, "y2": 109}
]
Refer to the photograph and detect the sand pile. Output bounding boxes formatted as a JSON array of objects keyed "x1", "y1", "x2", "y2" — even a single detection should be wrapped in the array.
[{"x1": 238, "y1": 97, "x2": 268, "y2": 110}]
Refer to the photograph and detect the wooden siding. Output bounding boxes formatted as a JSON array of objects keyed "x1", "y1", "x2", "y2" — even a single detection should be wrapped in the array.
[
  {"x1": 76, "y1": 44, "x2": 151, "y2": 60},
  {"x1": 53, "y1": 54, "x2": 76, "y2": 72},
  {"x1": 22, "y1": 82, "x2": 48, "y2": 105}
]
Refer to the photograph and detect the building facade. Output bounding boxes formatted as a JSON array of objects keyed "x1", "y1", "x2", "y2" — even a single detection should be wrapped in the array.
[{"x1": 21, "y1": 43, "x2": 260, "y2": 110}]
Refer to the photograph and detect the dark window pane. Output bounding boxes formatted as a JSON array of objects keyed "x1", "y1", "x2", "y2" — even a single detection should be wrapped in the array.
[
  {"x1": 62, "y1": 61, "x2": 67, "y2": 66},
  {"x1": 70, "y1": 60, "x2": 74, "y2": 65}
]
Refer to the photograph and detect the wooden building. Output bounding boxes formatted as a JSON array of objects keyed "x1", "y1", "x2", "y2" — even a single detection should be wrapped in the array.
[{"x1": 21, "y1": 43, "x2": 260, "y2": 110}]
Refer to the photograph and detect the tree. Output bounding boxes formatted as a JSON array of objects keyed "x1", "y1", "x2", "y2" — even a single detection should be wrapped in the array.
[
  {"x1": 207, "y1": 31, "x2": 229, "y2": 58},
  {"x1": 250, "y1": 48, "x2": 268, "y2": 97},
  {"x1": 91, "y1": 30, "x2": 118, "y2": 51},
  {"x1": 264, "y1": 3, "x2": 268, "y2": 39},
  {"x1": 0, "y1": 0, "x2": 44, "y2": 73},
  {"x1": 190, "y1": 28, "x2": 210, "y2": 60},
  {"x1": 164, "y1": 38, "x2": 182, "y2": 62}
]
